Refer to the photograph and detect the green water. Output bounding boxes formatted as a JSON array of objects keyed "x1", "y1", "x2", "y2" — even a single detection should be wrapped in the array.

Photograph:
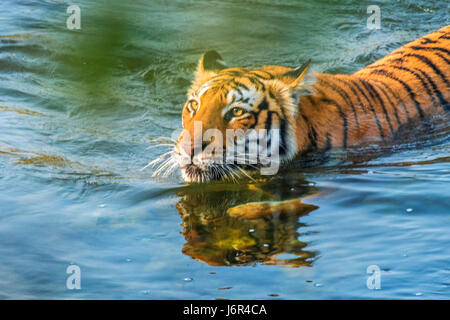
[{"x1": 0, "y1": 0, "x2": 449, "y2": 299}]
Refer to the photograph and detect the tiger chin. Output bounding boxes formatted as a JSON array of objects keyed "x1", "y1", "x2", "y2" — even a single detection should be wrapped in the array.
[{"x1": 173, "y1": 25, "x2": 450, "y2": 183}]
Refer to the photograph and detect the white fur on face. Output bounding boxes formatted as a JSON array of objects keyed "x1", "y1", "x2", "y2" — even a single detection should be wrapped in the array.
[
  {"x1": 225, "y1": 87, "x2": 259, "y2": 109},
  {"x1": 186, "y1": 81, "x2": 212, "y2": 117}
]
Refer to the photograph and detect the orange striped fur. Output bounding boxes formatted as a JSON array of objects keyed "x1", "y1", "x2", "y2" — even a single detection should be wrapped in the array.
[
  {"x1": 174, "y1": 25, "x2": 449, "y2": 182},
  {"x1": 296, "y1": 25, "x2": 449, "y2": 150}
]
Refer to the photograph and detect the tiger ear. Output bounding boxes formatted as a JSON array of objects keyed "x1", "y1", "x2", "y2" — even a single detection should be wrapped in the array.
[
  {"x1": 281, "y1": 59, "x2": 315, "y2": 104},
  {"x1": 197, "y1": 50, "x2": 227, "y2": 74},
  {"x1": 282, "y1": 59, "x2": 312, "y2": 89}
]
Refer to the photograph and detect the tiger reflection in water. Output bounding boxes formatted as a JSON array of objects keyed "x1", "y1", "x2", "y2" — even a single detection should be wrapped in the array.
[{"x1": 175, "y1": 178, "x2": 318, "y2": 267}]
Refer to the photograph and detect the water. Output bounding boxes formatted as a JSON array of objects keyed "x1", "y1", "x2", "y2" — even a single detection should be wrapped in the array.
[{"x1": 0, "y1": 0, "x2": 449, "y2": 299}]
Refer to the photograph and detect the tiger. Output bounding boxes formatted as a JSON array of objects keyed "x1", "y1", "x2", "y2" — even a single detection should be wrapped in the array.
[{"x1": 170, "y1": 25, "x2": 449, "y2": 183}]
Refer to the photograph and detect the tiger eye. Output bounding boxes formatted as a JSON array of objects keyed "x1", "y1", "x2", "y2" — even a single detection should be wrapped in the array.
[
  {"x1": 232, "y1": 107, "x2": 244, "y2": 117},
  {"x1": 190, "y1": 100, "x2": 199, "y2": 110}
]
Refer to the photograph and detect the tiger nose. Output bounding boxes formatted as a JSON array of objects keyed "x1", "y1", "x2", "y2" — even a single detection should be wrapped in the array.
[{"x1": 180, "y1": 142, "x2": 208, "y2": 157}]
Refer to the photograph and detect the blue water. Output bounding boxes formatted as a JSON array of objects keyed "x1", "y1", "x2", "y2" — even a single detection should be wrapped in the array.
[{"x1": 0, "y1": 0, "x2": 449, "y2": 299}]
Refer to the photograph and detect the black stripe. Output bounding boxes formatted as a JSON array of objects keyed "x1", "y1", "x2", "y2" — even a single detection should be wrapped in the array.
[
  {"x1": 249, "y1": 70, "x2": 273, "y2": 80},
  {"x1": 268, "y1": 89, "x2": 276, "y2": 100},
  {"x1": 235, "y1": 87, "x2": 243, "y2": 98},
  {"x1": 298, "y1": 109, "x2": 318, "y2": 149},
  {"x1": 220, "y1": 86, "x2": 229, "y2": 102},
  {"x1": 360, "y1": 79, "x2": 384, "y2": 140},
  {"x1": 371, "y1": 81, "x2": 401, "y2": 126},
  {"x1": 420, "y1": 37, "x2": 438, "y2": 44},
  {"x1": 229, "y1": 91, "x2": 237, "y2": 104},
  {"x1": 315, "y1": 87, "x2": 348, "y2": 148},
  {"x1": 324, "y1": 132, "x2": 332, "y2": 152},
  {"x1": 435, "y1": 52, "x2": 450, "y2": 65},
  {"x1": 392, "y1": 66, "x2": 436, "y2": 103},
  {"x1": 363, "y1": 80, "x2": 394, "y2": 134},
  {"x1": 365, "y1": 81, "x2": 395, "y2": 134},
  {"x1": 409, "y1": 46, "x2": 450, "y2": 56},
  {"x1": 365, "y1": 64, "x2": 386, "y2": 70},
  {"x1": 277, "y1": 98, "x2": 290, "y2": 155},
  {"x1": 248, "y1": 99, "x2": 269, "y2": 129},
  {"x1": 224, "y1": 70, "x2": 245, "y2": 77},
  {"x1": 352, "y1": 80, "x2": 372, "y2": 111},
  {"x1": 265, "y1": 111, "x2": 273, "y2": 130},
  {"x1": 305, "y1": 96, "x2": 317, "y2": 108},
  {"x1": 263, "y1": 111, "x2": 285, "y2": 155},
  {"x1": 237, "y1": 81, "x2": 249, "y2": 91},
  {"x1": 334, "y1": 78, "x2": 367, "y2": 113},
  {"x1": 370, "y1": 79, "x2": 410, "y2": 122},
  {"x1": 247, "y1": 71, "x2": 266, "y2": 80},
  {"x1": 413, "y1": 68, "x2": 449, "y2": 112},
  {"x1": 318, "y1": 78, "x2": 360, "y2": 129},
  {"x1": 250, "y1": 105, "x2": 282, "y2": 132},
  {"x1": 257, "y1": 99, "x2": 269, "y2": 111},
  {"x1": 279, "y1": 118, "x2": 287, "y2": 155},
  {"x1": 264, "y1": 111, "x2": 279, "y2": 130},
  {"x1": 246, "y1": 76, "x2": 265, "y2": 89},
  {"x1": 365, "y1": 50, "x2": 406, "y2": 69},
  {"x1": 390, "y1": 65, "x2": 438, "y2": 108},
  {"x1": 404, "y1": 53, "x2": 449, "y2": 86},
  {"x1": 229, "y1": 79, "x2": 248, "y2": 95},
  {"x1": 369, "y1": 69, "x2": 424, "y2": 119}
]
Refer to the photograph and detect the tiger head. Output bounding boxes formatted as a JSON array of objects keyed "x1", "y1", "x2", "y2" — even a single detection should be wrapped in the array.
[{"x1": 174, "y1": 51, "x2": 312, "y2": 183}]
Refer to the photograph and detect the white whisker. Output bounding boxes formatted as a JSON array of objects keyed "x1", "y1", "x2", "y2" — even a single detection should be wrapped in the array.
[
  {"x1": 162, "y1": 162, "x2": 178, "y2": 177},
  {"x1": 146, "y1": 144, "x2": 175, "y2": 150},
  {"x1": 153, "y1": 157, "x2": 176, "y2": 177},
  {"x1": 232, "y1": 164, "x2": 255, "y2": 181},
  {"x1": 141, "y1": 151, "x2": 174, "y2": 171},
  {"x1": 150, "y1": 137, "x2": 177, "y2": 144},
  {"x1": 223, "y1": 164, "x2": 239, "y2": 183}
]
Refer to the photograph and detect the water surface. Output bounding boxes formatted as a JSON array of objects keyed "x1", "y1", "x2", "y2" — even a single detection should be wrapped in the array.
[{"x1": 0, "y1": 0, "x2": 449, "y2": 299}]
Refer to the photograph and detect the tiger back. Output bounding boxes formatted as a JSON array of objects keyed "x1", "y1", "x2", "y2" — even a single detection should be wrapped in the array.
[{"x1": 296, "y1": 24, "x2": 450, "y2": 150}]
